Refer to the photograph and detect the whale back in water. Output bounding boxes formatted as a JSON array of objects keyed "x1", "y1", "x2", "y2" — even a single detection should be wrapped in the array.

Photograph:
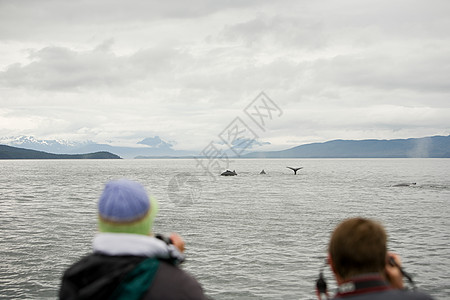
[
  {"x1": 221, "y1": 170, "x2": 237, "y2": 176},
  {"x1": 393, "y1": 182, "x2": 417, "y2": 187}
]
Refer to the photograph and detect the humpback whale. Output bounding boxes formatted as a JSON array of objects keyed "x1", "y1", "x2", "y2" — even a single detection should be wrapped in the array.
[
  {"x1": 221, "y1": 170, "x2": 237, "y2": 176},
  {"x1": 287, "y1": 167, "x2": 303, "y2": 175},
  {"x1": 260, "y1": 169, "x2": 266, "y2": 174},
  {"x1": 393, "y1": 182, "x2": 416, "y2": 187}
]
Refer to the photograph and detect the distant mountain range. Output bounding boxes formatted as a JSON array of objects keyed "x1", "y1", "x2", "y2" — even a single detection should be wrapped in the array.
[
  {"x1": 1, "y1": 135, "x2": 449, "y2": 159},
  {"x1": 243, "y1": 135, "x2": 450, "y2": 158},
  {"x1": 0, "y1": 136, "x2": 195, "y2": 159},
  {"x1": 0, "y1": 145, "x2": 120, "y2": 159}
]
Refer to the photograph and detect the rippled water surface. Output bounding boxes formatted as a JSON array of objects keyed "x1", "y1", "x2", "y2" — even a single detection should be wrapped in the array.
[{"x1": 0, "y1": 159, "x2": 449, "y2": 299}]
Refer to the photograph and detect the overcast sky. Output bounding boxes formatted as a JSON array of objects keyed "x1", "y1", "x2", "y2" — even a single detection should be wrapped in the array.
[{"x1": 0, "y1": 0, "x2": 449, "y2": 151}]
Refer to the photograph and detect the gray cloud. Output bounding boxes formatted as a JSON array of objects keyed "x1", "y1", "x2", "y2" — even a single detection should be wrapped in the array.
[
  {"x1": 218, "y1": 15, "x2": 327, "y2": 50},
  {"x1": 311, "y1": 50, "x2": 450, "y2": 94},
  {"x1": 0, "y1": 0, "x2": 276, "y2": 40},
  {"x1": 0, "y1": 0, "x2": 449, "y2": 150},
  {"x1": 0, "y1": 41, "x2": 185, "y2": 91}
]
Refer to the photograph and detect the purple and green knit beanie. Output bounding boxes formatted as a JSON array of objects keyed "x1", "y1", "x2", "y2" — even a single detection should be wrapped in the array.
[{"x1": 98, "y1": 179, "x2": 158, "y2": 235}]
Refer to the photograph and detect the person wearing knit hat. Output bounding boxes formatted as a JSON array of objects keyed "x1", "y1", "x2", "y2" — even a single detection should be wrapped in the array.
[
  {"x1": 97, "y1": 179, "x2": 158, "y2": 235},
  {"x1": 59, "y1": 179, "x2": 207, "y2": 300}
]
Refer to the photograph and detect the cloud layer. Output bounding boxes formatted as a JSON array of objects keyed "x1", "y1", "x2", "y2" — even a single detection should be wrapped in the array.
[{"x1": 1, "y1": 0, "x2": 449, "y2": 151}]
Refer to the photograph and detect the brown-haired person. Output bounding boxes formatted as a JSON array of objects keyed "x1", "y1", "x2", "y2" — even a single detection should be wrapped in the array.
[{"x1": 323, "y1": 217, "x2": 434, "y2": 299}]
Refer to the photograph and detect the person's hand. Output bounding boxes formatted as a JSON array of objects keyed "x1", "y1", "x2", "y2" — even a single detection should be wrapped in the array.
[
  {"x1": 385, "y1": 252, "x2": 404, "y2": 289},
  {"x1": 169, "y1": 233, "x2": 185, "y2": 253}
]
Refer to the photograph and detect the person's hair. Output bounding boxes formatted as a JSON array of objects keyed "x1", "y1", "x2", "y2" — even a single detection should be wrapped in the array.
[{"x1": 328, "y1": 217, "x2": 387, "y2": 279}]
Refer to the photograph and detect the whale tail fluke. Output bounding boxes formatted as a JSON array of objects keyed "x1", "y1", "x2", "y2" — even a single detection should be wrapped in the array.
[{"x1": 287, "y1": 167, "x2": 303, "y2": 175}]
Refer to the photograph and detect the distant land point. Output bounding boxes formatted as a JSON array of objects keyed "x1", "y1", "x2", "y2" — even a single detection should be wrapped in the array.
[{"x1": 0, "y1": 145, "x2": 121, "y2": 159}]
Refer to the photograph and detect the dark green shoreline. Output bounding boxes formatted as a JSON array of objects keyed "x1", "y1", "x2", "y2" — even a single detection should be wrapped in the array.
[{"x1": 0, "y1": 145, "x2": 121, "y2": 159}]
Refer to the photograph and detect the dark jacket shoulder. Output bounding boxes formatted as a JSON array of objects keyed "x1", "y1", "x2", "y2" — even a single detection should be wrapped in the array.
[
  {"x1": 60, "y1": 254, "x2": 208, "y2": 300},
  {"x1": 59, "y1": 254, "x2": 146, "y2": 299},
  {"x1": 144, "y1": 260, "x2": 208, "y2": 300},
  {"x1": 334, "y1": 289, "x2": 434, "y2": 300}
]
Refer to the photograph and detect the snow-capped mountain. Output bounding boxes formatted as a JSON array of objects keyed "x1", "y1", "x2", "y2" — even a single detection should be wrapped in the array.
[
  {"x1": 0, "y1": 136, "x2": 93, "y2": 153},
  {"x1": 0, "y1": 136, "x2": 195, "y2": 158}
]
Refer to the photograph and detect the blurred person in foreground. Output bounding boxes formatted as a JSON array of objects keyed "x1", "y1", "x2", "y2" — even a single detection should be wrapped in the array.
[
  {"x1": 320, "y1": 217, "x2": 434, "y2": 300},
  {"x1": 59, "y1": 179, "x2": 208, "y2": 300}
]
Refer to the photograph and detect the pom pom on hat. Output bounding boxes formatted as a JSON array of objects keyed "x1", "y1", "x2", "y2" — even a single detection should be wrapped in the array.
[{"x1": 98, "y1": 179, "x2": 158, "y2": 235}]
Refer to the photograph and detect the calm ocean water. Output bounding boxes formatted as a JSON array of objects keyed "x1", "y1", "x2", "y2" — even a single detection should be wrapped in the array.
[{"x1": 0, "y1": 158, "x2": 449, "y2": 299}]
